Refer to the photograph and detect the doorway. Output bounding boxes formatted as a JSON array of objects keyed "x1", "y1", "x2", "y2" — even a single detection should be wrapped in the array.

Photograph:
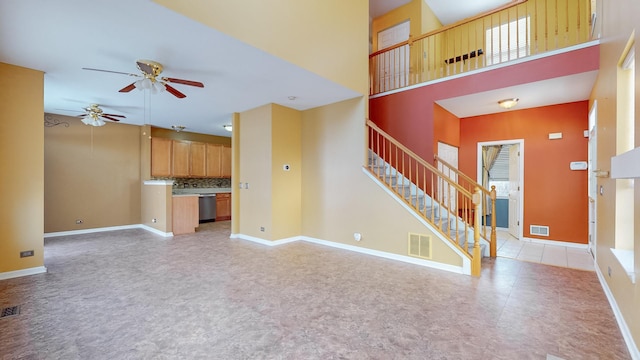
[
  {"x1": 376, "y1": 21, "x2": 410, "y2": 92},
  {"x1": 477, "y1": 140, "x2": 524, "y2": 240}
]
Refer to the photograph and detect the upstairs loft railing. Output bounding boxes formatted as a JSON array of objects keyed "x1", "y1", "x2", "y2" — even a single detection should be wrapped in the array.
[
  {"x1": 365, "y1": 120, "x2": 496, "y2": 276},
  {"x1": 369, "y1": 0, "x2": 592, "y2": 95}
]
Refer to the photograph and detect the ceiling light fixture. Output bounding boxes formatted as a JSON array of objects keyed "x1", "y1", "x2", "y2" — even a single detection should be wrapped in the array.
[
  {"x1": 223, "y1": 125, "x2": 232, "y2": 132},
  {"x1": 498, "y1": 98, "x2": 519, "y2": 109},
  {"x1": 171, "y1": 125, "x2": 185, "y2": 132},
  {"x1": 134, "y1": 77, "x2": 166, "y2": 94},
  {"x1": 81, "y1": 113, "x2": 105, "y2": 127},
  {"x1": 288, "y1": 96, "x2": 297, "y2": 101}
]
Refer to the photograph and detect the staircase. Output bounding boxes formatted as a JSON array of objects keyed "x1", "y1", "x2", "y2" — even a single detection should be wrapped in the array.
[{"x1": 365, "y1": 120, "x2": 497, "y2": 276}]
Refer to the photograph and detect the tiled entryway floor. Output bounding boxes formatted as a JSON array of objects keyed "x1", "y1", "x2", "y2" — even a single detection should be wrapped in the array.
[{"x1": 496, "y1": 230, "x2": 595, "y2": 271}]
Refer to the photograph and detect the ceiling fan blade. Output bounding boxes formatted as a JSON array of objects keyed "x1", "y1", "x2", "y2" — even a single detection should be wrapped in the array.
[
  {"x1": 164, "y1": 84, "x2": 186, "y2": 98},
  {"x1": 82, "y1": 67, "x2": 138, "y2": 77},
  {"x1": 103, "y1": 113, "x2": 126, "y2": 118},
  {"x1": 101, "y1": 115, "x2": 121, "y2": 122},
  {"x1": 163, "y1": 77, "x2": 204, "y2": 88},
  {"x1": 119, "y1": 83, "x2": 137, "y2": 93}
]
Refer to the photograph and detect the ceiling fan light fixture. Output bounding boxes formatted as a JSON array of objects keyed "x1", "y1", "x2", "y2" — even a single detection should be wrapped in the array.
[
  {"x1": 223, "y1": 125, "x2": 232, "y2": 132},
  {"x1": 81, "y1": 115, "x2": 105, "y2": 127},
  {"x1": 498, "y1": 98, "x2": 519, "y2": 109}
]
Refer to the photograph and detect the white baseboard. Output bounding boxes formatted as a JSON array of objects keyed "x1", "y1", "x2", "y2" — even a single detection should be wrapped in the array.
[
  {"x1": 45, "y1": 224, "x2": 173, "y2": 238},
  {"x1": 231, "y1": 233, "x2": 465, "y2": 275},
  {"x1": 139, "y1": 225, "x2": 173, "y2": 238},
  {"x1": 45, "y1": 224, "x2": 142, "y2": 238},
  {"x1": 522, "y1": 237, "x2": 588, "y2": 249},
  {"x1": 0, "y1": 266, "x2": 47, "y2": 280},
  {"x1": 594, "y1": 261, "x2": 640, "y2": 360}
]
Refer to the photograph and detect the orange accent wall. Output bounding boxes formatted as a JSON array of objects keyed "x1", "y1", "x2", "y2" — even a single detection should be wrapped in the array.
[
  {"x1": 433, "y1": 103, "x2": 460, "y2": 155},
  {"x1": 459, "y1": 101, "x2": 589, "y2": 243}
]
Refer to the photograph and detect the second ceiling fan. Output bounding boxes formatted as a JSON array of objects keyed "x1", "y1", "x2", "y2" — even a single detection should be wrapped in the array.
[{"x1": 83, "y1": 59, "x2": 204, "y2": 99}]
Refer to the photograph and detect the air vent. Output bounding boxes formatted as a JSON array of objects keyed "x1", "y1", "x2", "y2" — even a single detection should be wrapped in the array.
[
  {"x1": 530, "y1": 225, "x2": 549, "y2": 237},
  {"x1": 408, "y1": 233, "x2": 432, "y2": 259},
  {"x1": 1, "y1": 305, "x2": 20, "y2": 319}
]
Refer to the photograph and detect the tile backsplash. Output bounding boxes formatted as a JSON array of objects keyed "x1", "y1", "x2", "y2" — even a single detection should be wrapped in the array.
[{"x1": 153, "y1": 177, "x2": 232, "y2": 189}]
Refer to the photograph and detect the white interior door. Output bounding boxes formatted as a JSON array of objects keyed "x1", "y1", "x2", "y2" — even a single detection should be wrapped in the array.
[
  {"x1": 377, "y1": 21, "x2": 410, "y2": 92},
  {"x1": 508, "y1": 144, "x2": 521, "y2": 239},
  {"x1": 437, "y1": 142, "x2": 458, "y2": 212}
]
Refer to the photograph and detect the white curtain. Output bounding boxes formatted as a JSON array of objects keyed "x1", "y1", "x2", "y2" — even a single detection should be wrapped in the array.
[{"x1": 482, "y1": 145, "x2": 502, "y2": 215}]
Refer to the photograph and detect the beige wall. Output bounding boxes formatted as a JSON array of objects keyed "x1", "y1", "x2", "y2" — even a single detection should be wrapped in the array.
[
  {"x1": 141, "y1": 182, "x2": 172, "y2": 233},
  {"x1": 301, "y1": 98, "x2": 462, "y2": 267},
  {"x1": 590, "y1": 0, "x2": 640, "y2": 352},
  {"x1": 0, "y1": 63, "x2": 44, "y2": 273},
  {"x1": 44, "y1": 114, "x2": 142, "y2": 232},
  {"x1": 271, "y1": 104, "x2": 302, "y2": 240},
  {"x1": 238, "y1": 104, "x2": 273, "y2": 238},
  {"x1": 153, "y1": 0, "x2": 368, "y2": 94}
]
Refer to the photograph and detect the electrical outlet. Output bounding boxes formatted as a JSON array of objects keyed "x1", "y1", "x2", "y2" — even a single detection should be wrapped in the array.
[
  {"x1": 152, "y1": 218, "x2": 157, "y2": 223},
  {"x1": 608, "y1": 266, "x2": 612, "y2": 277},
  {"x1": 260, "y1": 227, "x2": 265, "y2": 232},
  {"x1": 75, "y1": 219, "x2": 83, "y2": 224},
  {"x1": 20, "y1": 250, "x2": 34, "y2": 258}
]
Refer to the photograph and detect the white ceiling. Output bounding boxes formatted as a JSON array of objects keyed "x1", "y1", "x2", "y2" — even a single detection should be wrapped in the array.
[{"x1": 0, "y1": 0, "x2": 359, "y2": 137}]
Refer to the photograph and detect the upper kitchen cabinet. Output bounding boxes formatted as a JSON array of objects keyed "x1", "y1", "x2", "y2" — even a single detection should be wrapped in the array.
[
  {"x1": 151, "y1": 137, "x2": 172, "y2": 177},
  {"x1": 190, "y1": 142, "x2": 207, "y2": 177},
  {"x1": 221, "y1": 146, "x2": 231, "y2": 178},
  {"x1": 206, "y1": 143, "x2": 222, "y2": 177},
  {"x1": 172, "y1": 140, "x2": 191, "y2": 177}
]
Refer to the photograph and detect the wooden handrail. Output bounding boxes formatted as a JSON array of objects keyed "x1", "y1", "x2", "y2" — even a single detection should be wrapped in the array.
[
  {"x1": 434, "y1": 154, "x2": 491, "y2": 197},
  {"x1": 370, "y1": 0, "x2": 528, "y2": 58},
  {"x1": 367, "y1": 120, "x2": 472, "y2": 197}
]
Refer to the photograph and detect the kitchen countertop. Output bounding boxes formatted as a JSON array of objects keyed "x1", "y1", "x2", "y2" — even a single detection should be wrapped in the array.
[{"x1": 172, "y1": 187, "x2": 232, "y2": 196}]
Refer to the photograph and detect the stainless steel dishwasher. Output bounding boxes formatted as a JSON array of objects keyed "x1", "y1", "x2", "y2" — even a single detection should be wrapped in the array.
[{"x1": 198, "y1": 194, "x2": 216, "y2": 223}]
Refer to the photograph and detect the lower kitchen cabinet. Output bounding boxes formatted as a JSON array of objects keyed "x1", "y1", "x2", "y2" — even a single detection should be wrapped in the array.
[{"x1": 216, "y1": 193, "x2": 231, "y2": 221}]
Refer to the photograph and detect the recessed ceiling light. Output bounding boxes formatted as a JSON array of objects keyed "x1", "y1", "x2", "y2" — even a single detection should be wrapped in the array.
[
  {"x1": 223, "y1": 125, "x2": 232, "y2": 132},
  {"x1": 288, "y1": 96, "x2": 297, "y2": 101},
  {"x1": 498, "y1": 98, "x2": 519, "y2": 109}
]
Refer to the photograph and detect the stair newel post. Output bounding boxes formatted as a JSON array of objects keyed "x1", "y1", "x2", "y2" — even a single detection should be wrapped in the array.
[
  {"x1": 471, "y1": 187, "x2": 482, "y2": 276},
  {"x1": 490, "y1": 185, "x2": 497, "y2": 257}
]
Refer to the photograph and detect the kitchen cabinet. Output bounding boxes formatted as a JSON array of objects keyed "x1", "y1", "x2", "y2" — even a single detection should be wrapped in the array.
[
  {"x1": 205, "y1": 143, "x2": 222, "y2": 177},
  {"x1": 216, "y1": 193, "x2": 231, "y2": 221},
  {"x1": 172, "y1": 140, "x2": 190, "y2": 177},
  {"x1": 190, "y1": 142, "x2": 207, "y2": 177},
  {"x1": 221, "y1": 146, "x2": 232, "y2": 178},
  {"x1": 151, "y1": 137, "x2": 172, "y2": 177}
]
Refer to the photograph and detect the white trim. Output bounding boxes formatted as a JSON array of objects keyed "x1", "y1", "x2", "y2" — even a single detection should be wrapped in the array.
[
  {"x1": 0, "y1": 266, "x2": 47, "y2": 280},
  {"x1": 522, "y1": 237, "x2": 589, "y2": 249},
  {"x1": 370, "y1": 40, "x2": 600, "y2": 99},
  {"x1": 362, "y1": 167, "x2": 471, "y2": 274},
  {"x1": 144, "y1": 180, "x2": 174, "y2": 185},
  {"x1": 45, "y1": 225, "x2": 142, "y2": 238},
  {"x1": 139, "y1": 225, "x2": 173, "y2": 238},
  {"x1": 302, "y1": 236, "x2": 465, "y2": 274},
  {"x1": 595, "y1": 261, "x2": 640, "y2": 360},
  {"x1": 45, "y1": 224, "x2": 173, "y2": 238},
  {"x1": 231, "y1": 233, "x2": 300, "y2": 246}
]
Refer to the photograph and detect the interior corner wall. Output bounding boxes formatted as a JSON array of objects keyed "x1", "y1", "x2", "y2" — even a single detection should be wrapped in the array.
[
  {"x1": 271, "y1": 105, "x2": 302, "y2": 240},
  {"x1": 589, "y1": 0, "x2": 640, "y2": 352},
  {"x1": 238, "y1": 104, "x2": 273, "y2": 239},
  {"x1": 44, "y1": 114, "x2": 142, "y2": 232},
  {"x1": 0, "y1": 62, "x2": 44, "y2": 273},
  {"x1": 153, "y1": 0, "x2": 369, "y2": 95},
  {"x1": 433, "y1": 103, "x2": 461, "y2": 154},
  {"x1": 301, "y1": 97, "x2": 462, "y2": 268},
  {"x1": 459, "y1": 102, "x2": 589, "y2": 244}
]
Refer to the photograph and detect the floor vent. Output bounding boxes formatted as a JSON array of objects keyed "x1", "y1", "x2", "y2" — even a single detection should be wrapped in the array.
[
  {"x1": 408, "y1": 233, "x2": 432, "y2": 260},
  {"x1": 530, "y1": 225, "x2": 550, "y2": 237},
  {"x1": 1, "y1": 305, "x2": 21, "y2": 319}
]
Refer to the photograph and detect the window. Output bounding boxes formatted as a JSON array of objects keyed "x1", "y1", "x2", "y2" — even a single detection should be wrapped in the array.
[{"x1": 485, "y1": 17, "x2": 530, "y2": 66}]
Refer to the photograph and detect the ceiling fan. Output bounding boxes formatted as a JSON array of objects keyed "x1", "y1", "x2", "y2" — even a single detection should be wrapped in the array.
[
  {"x1": 78, "y1": 104, "x2": 125, "y2": 127},
  {"x1": 83, "y1": 59, "x2": 204, "y2": 99}
]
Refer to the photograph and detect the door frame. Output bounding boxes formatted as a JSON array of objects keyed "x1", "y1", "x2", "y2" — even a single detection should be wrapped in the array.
[
  {"x1": 588, "y1": 100, "x2": 598, "y2": 259},
  {"x1": 477, "y1": 139, "x2": 525, "y2": 240}
]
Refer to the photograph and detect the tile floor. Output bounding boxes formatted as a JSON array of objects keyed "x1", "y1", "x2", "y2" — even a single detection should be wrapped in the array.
[{"x1": 496, "y1": 229, "x2": 595, "y2": 271}]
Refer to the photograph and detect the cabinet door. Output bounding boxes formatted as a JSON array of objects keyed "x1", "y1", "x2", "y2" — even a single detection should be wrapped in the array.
[
  {"x1": 206, "y1": 143, "x2": 222, "y2": 177},
  {"x1": 221, "y1": 146, "x2": 232, "y2": 178},
  {"x1": 190, "y1": 142, "x2": 206, "y2": 177},
  {"x1": 216, "y1": 193, "x2": 231, "y2": 221},
  {"x1": 151, "y1": 137, "x2": 172, "y2": 177},
  {"x1": 172, "y1": 140, "x2": 191, "y2": 177}
]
